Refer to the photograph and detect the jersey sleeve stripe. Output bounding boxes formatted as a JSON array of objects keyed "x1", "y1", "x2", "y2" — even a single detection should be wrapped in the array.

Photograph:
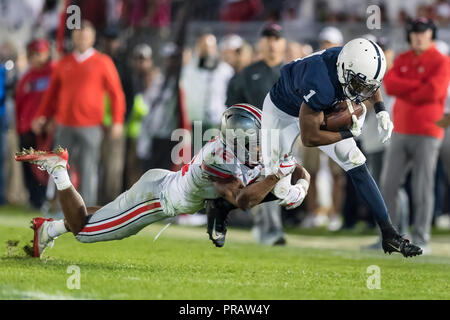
[
  {"x1": 209, "y1": 163, "x2": 233, "y2": 175},
  {"x1": 202, "y1": 163, "x2": 232, "y2": 179}
]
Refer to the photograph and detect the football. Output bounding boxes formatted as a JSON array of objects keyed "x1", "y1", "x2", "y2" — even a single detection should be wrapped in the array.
[{"x1": 320, "y1": 100, "x2": 364, "y2": 132}]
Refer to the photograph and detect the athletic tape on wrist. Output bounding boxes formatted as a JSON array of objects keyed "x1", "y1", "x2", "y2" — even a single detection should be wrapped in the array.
[{"x1": 374, "y1": 101, "x2": 386, "y2": 114}]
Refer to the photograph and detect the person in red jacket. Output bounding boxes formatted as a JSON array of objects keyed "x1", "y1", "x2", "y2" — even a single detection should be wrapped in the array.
[
  {"x1": 381, "y1": 18, "x2": 450, "y2": 253},
  {"x1": 15, "y1": 38, "x2": 54, "y2": 209},
  {"x1": 32, "y1": 20, "x2": 126, "y2": 206}
]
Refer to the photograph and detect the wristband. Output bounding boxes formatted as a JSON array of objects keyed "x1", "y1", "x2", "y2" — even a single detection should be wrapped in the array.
[
  {"x1": 339, "y1": 130, "x2": 353, "y2": 139},
  {"x1": 374, "y1": 101, "x2": 386, "y2": 114},
  {"x1": 296, "y1": 178, "x2": 310, "y2": 192}
]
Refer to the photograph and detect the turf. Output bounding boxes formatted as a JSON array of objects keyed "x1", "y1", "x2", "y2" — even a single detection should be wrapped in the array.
[{"x1": 0, "y1": 206, "x2": 449, "y2": 300}]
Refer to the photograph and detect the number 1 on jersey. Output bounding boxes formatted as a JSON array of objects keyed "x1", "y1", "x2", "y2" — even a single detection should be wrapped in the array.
[{"x1": 303, "y1": 89, "x2": 316, "y2": 102}]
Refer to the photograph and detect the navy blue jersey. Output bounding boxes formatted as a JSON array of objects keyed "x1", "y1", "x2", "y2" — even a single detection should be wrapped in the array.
[{"x1": 269, "y1": 47, "x2": 346, "y2": 117}]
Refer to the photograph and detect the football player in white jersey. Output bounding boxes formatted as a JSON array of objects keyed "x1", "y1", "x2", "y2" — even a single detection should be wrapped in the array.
[{"x1": 16, "y1": 104, "x2": 310, "y2": 258}]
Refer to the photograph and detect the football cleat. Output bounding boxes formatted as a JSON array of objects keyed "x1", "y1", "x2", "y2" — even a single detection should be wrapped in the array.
[
  {"x1": 208, "y1": 218, "x2": 227, "y2": 248},
  {"x1": 15, "y1": 146, "x2": 69, "y2": 173},
  {"x1": 205, "y1": 199, "x2": 233, "y2": 248},
  {"x1": 26, "y1": 217, "x2": 55, "y2": 258},
  {"x1": 382, "y1": 234, "x2": 423, "y2": 258}
]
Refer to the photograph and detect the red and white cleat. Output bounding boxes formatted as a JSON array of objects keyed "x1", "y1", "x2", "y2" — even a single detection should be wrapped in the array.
[
  {"x1": 29, "y1": 217, "x2": 55, "y2": 258},
  {"x1": 15, "y1": 146, "x2": 69, "y2": 173}
]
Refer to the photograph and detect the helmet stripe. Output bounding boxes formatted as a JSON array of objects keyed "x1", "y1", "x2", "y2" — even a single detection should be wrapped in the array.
[
  {"x1": 232, "y1": 104, "x2": 262, "y2": 120},
  {"x1": 368, "y1": 40, "x2": 381, "y2": 80}
]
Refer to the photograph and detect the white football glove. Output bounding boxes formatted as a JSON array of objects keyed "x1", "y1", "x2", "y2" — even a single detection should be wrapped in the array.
[
  {"x1": 349, "y1": 102, "x2": 367, "y2": 137},
  {"x1": 279, "y1": 184, "x2": 307, "y2": 210},
  {"x1": 273, "y1": 155, "x2": 296, "y2": 179},
  {"x1": 376, "y1": 111, "x2": 394, "y2": 144}
]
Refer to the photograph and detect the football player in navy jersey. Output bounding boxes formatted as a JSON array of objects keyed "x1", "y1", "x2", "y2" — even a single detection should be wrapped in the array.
[{"x1": 261, "y1": 38, "x2": 422, "y2": 257}]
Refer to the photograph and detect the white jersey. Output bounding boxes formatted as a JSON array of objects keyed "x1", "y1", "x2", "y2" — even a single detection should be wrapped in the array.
[{"x1": 160, "y1": 137, "x2": 263, "y2": 216}]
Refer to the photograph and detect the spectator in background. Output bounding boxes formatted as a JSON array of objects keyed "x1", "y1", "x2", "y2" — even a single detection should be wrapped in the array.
[
  {"x1": 225, "y1": 23, "x2": 287, "y2": 245},
  {"x1": 0, "y1": 63, "x2": 7, "y2": 205},
  {"x1": 32, "y1": 21, "x2": 125, "y2": 206},
  {"x1": 97, "y1": 26, "x2": 134, "y2": 120},
  {"x1": 124, "y1": 44, "x2": 162, "y2": 188},
  {"x1": 96, "y1": 27, "x2": 133, "y2": 204},
  {"x1": 72, "y1": 0, "x2": 108, "y2": 30},
  {"x1": 317, "y1": 26, "x2": 343, "y2": 49},
  {"x1": 381, "y1": 18, "x2": 450, "y2": 254},
  {"x1": 219, "y1": 34, "x2": 253, "y2": 74},
  {"x1": 138, "y1": 42, "x2": 189, "y2": 172},
  {"x1": 122, "y1": 0, "x2": 171, "y2": 28},
  {"x1": 435, "y1": 0, "x2": 450, "y2": 25},
  {"x1": 220, "y1": 34, "x2": 254, "y2": 109},
  {"x1": 434, "y1": 39, "x2": 450, "y2": 229},
  {"x1": 300, "y1": 26, "x2": 344, "y2": 231},
  {"x1": 285, "y1": 41, "x2": 313, "y2": 62},
  {"x1": 285, "y1": 41, "x2": 302, "y2": 62},
  {"x1": 220, "y1": 0, "x2": 262, "y2": 22},
  {"x1": 226, "y1": 24, "x2": 285, "y2": 108},
  {"x1": 181, "y1": 33, "x2": 234, "y2": 136},
  {"x1": 1, "y1": 41, "x2": 29, "y2": 206},
  {"x1": 36, "y1": 0, "x2": 60, "y2": 38},
  {"x1": 15, "y1": 38, "x2": 54, "y2": 209},
  {"x1": 436, "y1": 43, "x2": 450, "y2": 182}
]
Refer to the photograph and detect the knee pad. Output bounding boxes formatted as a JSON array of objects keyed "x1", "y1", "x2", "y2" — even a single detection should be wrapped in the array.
[{"x1": 334, "y1": 142, "x2": 366, "y2": 168}]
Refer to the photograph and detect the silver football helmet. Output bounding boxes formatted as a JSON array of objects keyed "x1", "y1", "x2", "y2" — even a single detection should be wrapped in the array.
[{"x1": 220, "y1": 103, "x2": 262, "y2": 167}]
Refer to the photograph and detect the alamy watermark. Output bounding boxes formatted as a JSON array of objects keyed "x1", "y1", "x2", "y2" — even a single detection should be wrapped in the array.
[
  {"x1": 366, "y1": 5, "x2": 381, "y2": 30},
  {"x1": 366, "y1": 265, "x2": 381, "y2": 290},
  {"x1": 169, "y1": 121, "x2": 281, "y2": 168},
  {"x1": 66, "y1": 5, "x2": 81, "y2": 30},
  {"x1": 66, "y1": 265, "x2": 81, "y2": 290}
]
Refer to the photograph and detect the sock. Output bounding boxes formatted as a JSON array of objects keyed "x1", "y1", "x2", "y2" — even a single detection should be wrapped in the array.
[
  {"x1": 51, "y1": 167, "x2": 72, "y2": 191},
  {"x1": 47, "y1": 219, "x2": 68, "y2": 238},
  {"x1": 347, "y1": 164, "x2": 397, "y2": 238}
]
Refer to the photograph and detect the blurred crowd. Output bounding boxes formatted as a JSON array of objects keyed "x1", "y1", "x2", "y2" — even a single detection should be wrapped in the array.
[{"x1": 0, "y1": 0, "x2": 449, "y2": 249}]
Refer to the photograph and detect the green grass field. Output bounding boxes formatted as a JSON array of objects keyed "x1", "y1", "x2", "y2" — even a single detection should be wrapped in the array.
[{"x1": 1, "y1": 206, "x2": 450, "y2": 300}]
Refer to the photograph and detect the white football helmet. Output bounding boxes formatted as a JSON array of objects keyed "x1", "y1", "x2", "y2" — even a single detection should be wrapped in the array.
[{"x1": 337, "y1": 38, "x2": 386, "y2": 103}]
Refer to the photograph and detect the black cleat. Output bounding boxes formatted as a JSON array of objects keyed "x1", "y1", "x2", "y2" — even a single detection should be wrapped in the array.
[
  {"x1": 207, "y1": 217, "x2": 227, "y2": 248},
  {"x1": 382, "y1": 234, "x2": 423, "y2": 258},
  {"x1": 205, "y1": 199, "x2": 234, "y2": 248}
]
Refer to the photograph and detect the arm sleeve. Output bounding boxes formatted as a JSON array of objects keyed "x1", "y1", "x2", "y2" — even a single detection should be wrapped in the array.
[
  {"x1": 383, "y1": 56, "x2": 421, "y2": 96},
  {"x1": 34, "y1": 67, "x2": 61, "y2": 119},
  {"x1": 102, "y1": 56, "x2": 126, "y2": 124},
  {"x1": 407, "y1": 57, "x2": 450, "y2": 105}
]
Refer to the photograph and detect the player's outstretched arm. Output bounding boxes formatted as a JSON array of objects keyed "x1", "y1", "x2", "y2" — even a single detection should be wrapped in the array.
[
  {"x1": 211, "y1": 174, "x2": 280, "y2": 210},
  {"x1": 299, "y1": 102, "x2": 346, "y2": 147}
]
